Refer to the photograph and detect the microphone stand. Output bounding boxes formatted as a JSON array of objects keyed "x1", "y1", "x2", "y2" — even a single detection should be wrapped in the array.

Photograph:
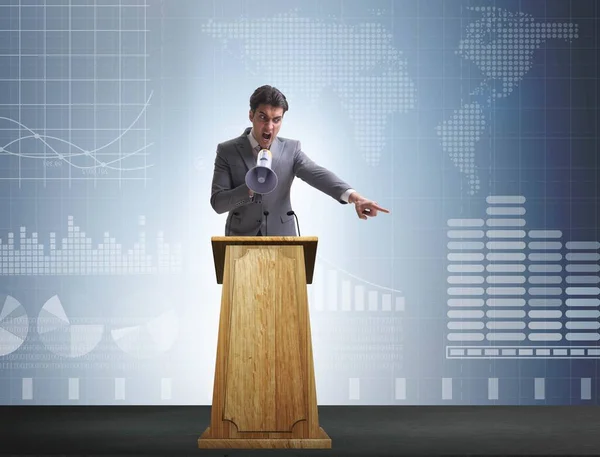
[
  {"x1": 263, "y1": 210, "x2": 269, "y2": 236},
  {"x1": 287, "y1": 210, "x2": 301, "y2": 236}
]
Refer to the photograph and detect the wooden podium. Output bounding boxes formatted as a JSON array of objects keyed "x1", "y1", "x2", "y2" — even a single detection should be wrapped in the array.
[{"x1": 198, "y1": 236, "x2": 332, "y2": 449}]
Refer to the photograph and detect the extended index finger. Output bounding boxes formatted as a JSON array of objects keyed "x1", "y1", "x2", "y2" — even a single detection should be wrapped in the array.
[{"x1": 372, "y1": 203, "x2": 390, "y2": 213}]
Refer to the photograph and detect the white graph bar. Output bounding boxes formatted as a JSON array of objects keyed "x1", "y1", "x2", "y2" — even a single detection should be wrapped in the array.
[
  {"x1": 349, "y1": 378, "x2": 360, "y2": 400},
  {"x1": 395, "y1": 296, "x2": 405, "y2": 311},
  {"x1": 68, "y1": 378, "x2": 79, "y2": 401},
  {"x1": 314, "y1": 265, "x2": 324, "y2": 311},
  {"x1": 368, "y1": 290, "x2": 378, "y2": 311},
  {"x1": 354, "y1": 285, "x2": 365, "y2": 311},
  {"x1": 395, "y1": 378, "x2": 406, "y2": 400},
  {"x1": 488, "y1": 378, "x2": 499, "y2": 400},
  {"x1": 115, "y1": 378, "x2": 126, "y2": 400},
  {"x1": 327, "y1": 269, "x2": 338, "y2": 311},
  {"x1": 22, "y1": 378, "x2": 33, "y2": 400},
  {"x1": 486, "y1": 196, "x2": 526, "y2": 204},
  {"x1": 161, "y1": 378, "x2": 172, "y2": 400},
  {"x1": 382, "y1": 293, "x2": 391, "y2": 311},
  {"x1": 534, "y1": 378, "x2": 545, "y2": 400},
  {"x1": 581, "y1": 378, "x2": 591, "y2": 400},
  {"x1": 442, "y1": 378, "x2": 452, "y2": 400},
  {"x1": 341, "y1": 280, "x2": 352, "y2": 311}
]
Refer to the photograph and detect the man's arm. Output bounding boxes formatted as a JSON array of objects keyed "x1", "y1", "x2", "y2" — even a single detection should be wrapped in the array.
[
  {"x1": 210, "y1": 145, "x2": 254, "y2": 214},
  {"x1": 292, "y1": 141, "x2": 390, "y2": 220},
  {"x1": 292, "y1": 141, "x2": 353, "y2": 203}
]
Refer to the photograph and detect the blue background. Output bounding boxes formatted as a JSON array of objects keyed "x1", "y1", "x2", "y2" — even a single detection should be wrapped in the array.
[{"x1": 0, "y1": 0, "x2": 598, "y2": 405}]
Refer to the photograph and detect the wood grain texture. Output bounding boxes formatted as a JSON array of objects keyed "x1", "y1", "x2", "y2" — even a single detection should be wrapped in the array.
[
  {"x1": 199, "y1": 240, "x2": 330, "y2": 449},
  {"x1": 198, "y1": 427, "x2": 331, "y2": 449},
  {"x1": 211, "y1": 236, "x2": 318, "y2": 284}
]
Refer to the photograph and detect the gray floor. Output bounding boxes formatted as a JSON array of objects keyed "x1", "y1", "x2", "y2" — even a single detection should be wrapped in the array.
[{"x1": 2, "y1": 405, "x2": 600, "y2": 456}]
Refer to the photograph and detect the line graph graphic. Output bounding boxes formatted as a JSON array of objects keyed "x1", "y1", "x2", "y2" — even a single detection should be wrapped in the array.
[
  {"x1": 0, "y1": 91, "x2": 153, "y2": 174},
  {"x1": 0, "y1": 0, "x2": 152, "y2": 183}
]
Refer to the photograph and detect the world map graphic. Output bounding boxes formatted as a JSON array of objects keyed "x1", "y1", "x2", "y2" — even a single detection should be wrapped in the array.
[{"x1": 202, "y1": 7, "x2": 578, "y2": 194}]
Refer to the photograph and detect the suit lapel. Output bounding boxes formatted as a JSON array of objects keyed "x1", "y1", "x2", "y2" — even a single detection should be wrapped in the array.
[
  {"x1": 234, "y1": 128, "x2": 256, "y2": 172},
  {"x1": 269, "y1": 136, "x2": 282, "y2": 171}
]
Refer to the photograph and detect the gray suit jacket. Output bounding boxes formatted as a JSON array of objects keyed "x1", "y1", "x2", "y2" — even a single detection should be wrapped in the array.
[{"x1": 210, "y1": 127, "x2": 352, "y2": 236}]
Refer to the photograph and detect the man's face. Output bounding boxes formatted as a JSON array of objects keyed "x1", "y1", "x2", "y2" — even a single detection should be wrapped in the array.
[{"x1": 249, "y1": 104, "x2": 284, "y2": 149}]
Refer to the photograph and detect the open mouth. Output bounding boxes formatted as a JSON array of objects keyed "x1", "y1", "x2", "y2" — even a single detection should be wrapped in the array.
[{"x1": 262, "y1": 132, "x2": 272, "y2": 142}]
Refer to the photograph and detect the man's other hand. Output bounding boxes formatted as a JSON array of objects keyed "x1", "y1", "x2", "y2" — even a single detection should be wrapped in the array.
[{"x1": 348, "y1": 192, "x2": 390, "y2": 220}]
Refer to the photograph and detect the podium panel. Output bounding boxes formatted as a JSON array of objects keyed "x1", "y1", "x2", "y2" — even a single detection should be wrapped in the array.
[{"x1": 198, "y1": 237, "x2": 331, "y2": 449}]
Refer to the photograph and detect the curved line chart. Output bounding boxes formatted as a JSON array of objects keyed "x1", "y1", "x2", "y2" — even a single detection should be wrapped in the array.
[{"x1": 0, "y1": 91, "x2": 154, "y2": 174}]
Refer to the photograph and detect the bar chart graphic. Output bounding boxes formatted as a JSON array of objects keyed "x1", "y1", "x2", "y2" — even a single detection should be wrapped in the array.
[
  {"x1": 309, "y1": 256, "x2": 405, "y2": 313},
  {"x1": 447, "y1": 195, "x2": 600, "y2": 358},
  {"x1": 308, "y1": 256, "x2": 404, "y2": 397},
  {"x1": 0, "y1": 215, "x2": 182, "y2": 275}
]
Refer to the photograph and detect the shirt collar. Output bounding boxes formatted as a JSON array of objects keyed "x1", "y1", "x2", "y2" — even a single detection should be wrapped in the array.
[{"x1": 248, "y1": 128, "x2": 270, "y2": 152}]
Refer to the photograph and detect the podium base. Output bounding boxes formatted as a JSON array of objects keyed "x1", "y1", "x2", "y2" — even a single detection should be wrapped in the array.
[{"x1": 197, "y1": 427, "x2": 332, "y2": 449}]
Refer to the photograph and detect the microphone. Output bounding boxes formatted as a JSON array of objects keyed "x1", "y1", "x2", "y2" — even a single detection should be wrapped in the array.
[
  {"x1": 225, "y1": 211, "x2": 239, "y2": 236},
  {"x1": 286, "y1": 210, "x2": 301, "y2": 236},
  {"x1": 263, "y1": 211, "x2": 269, "y2": 236}
]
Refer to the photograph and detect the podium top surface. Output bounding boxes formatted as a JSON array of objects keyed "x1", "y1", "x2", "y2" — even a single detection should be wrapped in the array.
[
  {"x1": 211, "y1": 236, "x2": 317, "y2": 244},
  {"x1": 211, "y1": 236, "x2": 318, "y2": 284}
]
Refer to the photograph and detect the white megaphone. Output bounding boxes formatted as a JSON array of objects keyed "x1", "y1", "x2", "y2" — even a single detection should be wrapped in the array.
[{"x1": 245, "y1": 149, "x2": 278, "y2": 194}]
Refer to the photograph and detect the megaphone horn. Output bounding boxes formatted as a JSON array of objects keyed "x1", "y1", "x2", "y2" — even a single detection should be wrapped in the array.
[{"x1": 245, "y1": 149, "x2": 278, "y2": 194}]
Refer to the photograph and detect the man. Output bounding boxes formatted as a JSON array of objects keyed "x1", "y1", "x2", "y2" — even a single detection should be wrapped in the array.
[{"x1": 210, "y1": 85, "x2": 389, "y2": 236}]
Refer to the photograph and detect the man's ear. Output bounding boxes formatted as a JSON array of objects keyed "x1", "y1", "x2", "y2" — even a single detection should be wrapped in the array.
[{"x1": 248, "y1": 109, "x2": 254, "y2": 122}]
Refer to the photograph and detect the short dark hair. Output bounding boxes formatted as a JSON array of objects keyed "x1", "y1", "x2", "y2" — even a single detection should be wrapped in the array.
[{"x1": 249, "y1": 85, "x2": 289, "y2": 113}]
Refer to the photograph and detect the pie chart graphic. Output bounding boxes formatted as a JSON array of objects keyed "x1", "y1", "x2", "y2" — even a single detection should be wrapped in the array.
[
  {"x1": 37, "y1": 295, "x2": 104, "y2": 358},
  {"x1": 0, "y1": 294, "x2": 28, "y2": 357},
  {"x1": 111, "y1": 309, "x2": 178, "y2": 359}
]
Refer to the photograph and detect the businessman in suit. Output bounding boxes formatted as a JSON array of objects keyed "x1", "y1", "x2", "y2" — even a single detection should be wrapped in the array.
[{"x1": 210, "y1": 85, "x2": 389, "y2": 236}]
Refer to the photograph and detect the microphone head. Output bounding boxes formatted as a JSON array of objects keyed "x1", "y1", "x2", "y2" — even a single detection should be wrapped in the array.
[
  {"x1": 263, "y1": 211, "x2": 269, "y2": 216},
  {"x1": 287, "y1": 210, "x2": 295, "y2": 216}
]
